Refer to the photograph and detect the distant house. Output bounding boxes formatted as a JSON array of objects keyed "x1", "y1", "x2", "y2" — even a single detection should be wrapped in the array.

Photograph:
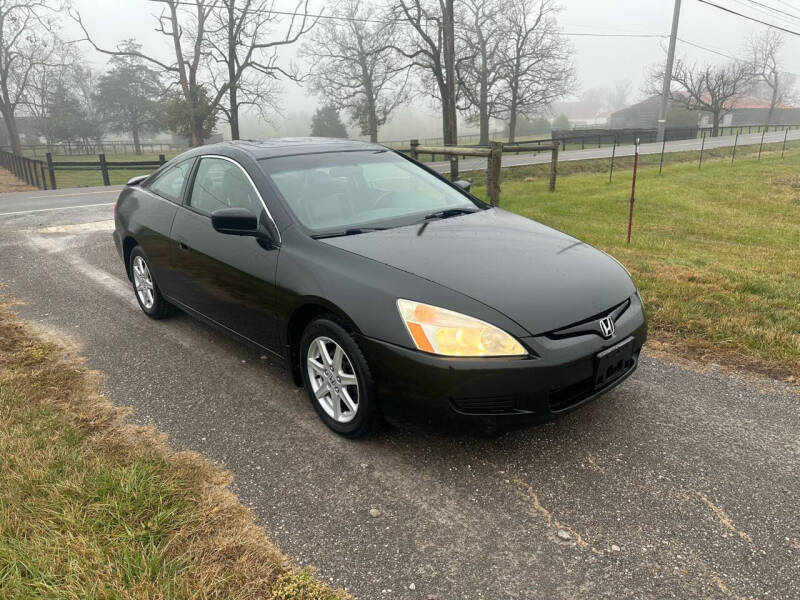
[
  {"x1": 700, "y1": 98, "x2": 800, "y2": 127},
  {"x1": 609, "y1": 96, "x2": 698, "y2": 130}
]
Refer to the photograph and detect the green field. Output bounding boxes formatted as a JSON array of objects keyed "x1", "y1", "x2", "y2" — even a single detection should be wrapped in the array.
[{"x1": 470, "y1": 141, "x2": 800, "y2": 380}]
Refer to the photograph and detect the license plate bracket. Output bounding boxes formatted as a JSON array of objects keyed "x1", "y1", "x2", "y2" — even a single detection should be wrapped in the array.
[{"x1": 595, "y1": 336, "x2": 635, "y2": 389}]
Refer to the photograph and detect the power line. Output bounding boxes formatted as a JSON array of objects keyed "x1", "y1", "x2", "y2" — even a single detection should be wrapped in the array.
[
  {"x1": 741, "y1": 0, "x2": 800, "y2": 23},
  {"x1": 695, "y1": 0, "x2": 800, "y2": 36},
  {"x1": 144, "y1": 0, "x2": 667, "y2": 36}
]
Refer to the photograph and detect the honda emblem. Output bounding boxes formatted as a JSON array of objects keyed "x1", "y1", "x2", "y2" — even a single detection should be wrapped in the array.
[{"x1": 599, "y1": 316, "x2": 615, "y2": 339}]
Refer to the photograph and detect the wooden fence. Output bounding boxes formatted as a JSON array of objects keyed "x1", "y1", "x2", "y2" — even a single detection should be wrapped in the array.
[
  {"x1": 43, "y1": 152, "x2": 166, "y2": 189},
  {"x1": 0, "y1": 149, "x2": 49, "y2": 189},
  {"x1": 406, "y1": 139, "x2": 560, "y2": 205}
]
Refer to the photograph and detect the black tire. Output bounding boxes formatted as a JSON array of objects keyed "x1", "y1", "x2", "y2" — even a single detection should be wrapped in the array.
[
  {"x1": 129, "y1": 246, "x2": 174, "y2": 319},
  {"x1": 299, "y1": 316, "x2": 380, "y2": 438}
]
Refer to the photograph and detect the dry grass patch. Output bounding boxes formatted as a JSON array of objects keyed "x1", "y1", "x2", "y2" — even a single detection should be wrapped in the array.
[
  {"x1": 0, "y1": 168, "x2": 35, "y2": 193},
  {"x1": 0, "y1": 302, "x2": 348, "y2": 599}
]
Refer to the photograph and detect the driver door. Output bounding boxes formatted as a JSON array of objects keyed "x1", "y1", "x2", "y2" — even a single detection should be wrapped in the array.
[{"x1": 169, "y1": 156, "x2": 281, "y2": 352}]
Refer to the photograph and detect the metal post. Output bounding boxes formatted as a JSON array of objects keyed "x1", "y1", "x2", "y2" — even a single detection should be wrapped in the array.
[
  {"x1": 549, "y1": 145, "x2": 559, "y2": 192},
  {"x1": 758, "y1": 130, "x2": 766, "y2": 160},
  {"x1": 657, "y1": 0, "x2": 682, "y2": 143},
  {"x1": 46, "y1": 152, "x2": 56, "y2": 189},
  {"x1": 782, "y1": 128, "x2": 788, "y2": 158},
  {"x1": 699, "y1": 133, "x2": 705, "y2": 169},
  {"x1": 627, "y1": 139, "x2": 640, "y2": 245},
  {"x1": 608, "y1": 139, "x2": 617, "y2": 183},
  {"x1": 731, "y1": 133, "x2": 738, "y2": 165},
  {"x1": 487, "y1": 141, "x2": 503, "y2": 206},
  {"x1": 659, "y1": 137, "x2": 667, "y2": 175}
]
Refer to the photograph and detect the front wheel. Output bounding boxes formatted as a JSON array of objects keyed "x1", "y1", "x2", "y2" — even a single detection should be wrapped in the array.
[{"x1": 300, "y1": 317, "x2": 380, "y2": 437}]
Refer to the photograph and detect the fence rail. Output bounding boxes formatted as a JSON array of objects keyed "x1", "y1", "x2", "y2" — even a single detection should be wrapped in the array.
[
  {"x1": 42, "y1": 152, "x2": 166, "y2": 188},
  {"x1": 1, "y1": 141, "x2": 186, "y2": 158},
  {"x1": 0, "y1": 149, "x2": 48, "y2": 189}
]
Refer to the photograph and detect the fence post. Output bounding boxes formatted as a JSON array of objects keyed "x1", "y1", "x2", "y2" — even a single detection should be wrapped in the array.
[
  {"x1": 627, "y1": 139, "x2": 640, "y2": 245},
  {"x1": 486, "y1": 141, "x2": 503, "y2": 206},
  {"x1": 699, "y1": 133, "x2": 706, "y2": 169},
  {"x1": 731, "y1": 133, "x2": 738, "y2": 166},
  {"x1": 158, "y1": 153, "x2": 166, "y2": 165},
  {"x1": 608, "y1": 139, "x2": 617, "y2": 183},
  {"x1": 549, "y1": 145, "x2": 559, "y2": 192},
  {"x1": 40, "y1": 163, "x2": 48, "y2": 190},
  {"x1": 659, "y1": 137, "x2": 667, "y2": 175},
  {"x1": 99, "y1": 153, "x2": 110, "y2": 186},
  {"x1": 758, "y1": 130, "x2": 766, "y2": 160},
  {"x1": 33, "y1": 159, "x2": 41, "y2": 189},
  {"x1": 782, "y1": 128, "x2": 788, "y2": 158},
  {"x1": 410, "y1": 139, "x2": 419, "y2": 161},
  {"x1": 46, "y1": 152, "x2": 57, "y2": 189}
]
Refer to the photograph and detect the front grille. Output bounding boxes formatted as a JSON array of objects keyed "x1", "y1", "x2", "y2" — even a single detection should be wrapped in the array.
[
  {"x1": 451, "y1": 396, "x2": 517, "y2": 414},
  {"x1": 547, "y1": 298, "x2": 630, "y2": 340}
]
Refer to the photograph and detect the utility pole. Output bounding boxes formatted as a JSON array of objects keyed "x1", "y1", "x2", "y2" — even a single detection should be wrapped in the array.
[
  {"x1": 657, "y1": 0, "x2": 682, "y2": 143},
  {"x1": 443, "y1": 0, "x2": 459, "y2": 179}
]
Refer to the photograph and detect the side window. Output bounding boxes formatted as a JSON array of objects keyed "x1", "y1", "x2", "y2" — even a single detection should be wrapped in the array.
[
  {"x1": 149, "y1": 159, "x2": 193, "y2": 203},
  {"x1": 188, "y1": 157, "x2": 261, "y2": 215}
]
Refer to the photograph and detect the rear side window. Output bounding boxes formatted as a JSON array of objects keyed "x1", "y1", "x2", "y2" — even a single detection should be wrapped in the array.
[
  {"x1": 149, "y1": 159, "x2": 193, "y2": 203},
  {"x1": 188, "y1": 157, "x2": 261, "y2": 215}
]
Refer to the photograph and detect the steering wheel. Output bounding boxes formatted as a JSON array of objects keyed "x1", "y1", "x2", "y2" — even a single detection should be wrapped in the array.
[{"x1": 369, "y1": 190, "x2": 397, "y2": 210}]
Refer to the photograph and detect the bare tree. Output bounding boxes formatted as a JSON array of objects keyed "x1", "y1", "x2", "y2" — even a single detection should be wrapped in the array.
[
  {"x1": 496, "y1": 0, "x2": 575, "y2": 143},
  {"x1": 302, "y1": 0, "x2": 408, "y2": 142},
  {"x1": 205, "y1": 0, "x2": 315, "y2": 140},
  {"x1": 748, "y1": 30, "x2": 795, "y2": 126},
  {"x1": 456, "y1": 0, "x2": 504, "y2": 146},
  {"x1": 665, "y1": 58, "x2": 753, "y2": 136},
  {"x1": 391, "y1": 0, "x2": 459, "y2": 177},
  {"x1": 0, "y1": 0, "x2": 60, "y2": 154},
  {"x1": 75, "y1": 0, "x2": 222, "y2": 146}
]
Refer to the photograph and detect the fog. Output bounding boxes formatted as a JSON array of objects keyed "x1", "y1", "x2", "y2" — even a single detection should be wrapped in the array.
[{"x1": 67, "y1": 0, "x2": 800, "y2": 140}]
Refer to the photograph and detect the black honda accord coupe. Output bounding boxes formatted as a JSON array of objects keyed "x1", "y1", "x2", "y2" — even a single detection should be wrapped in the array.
[{"x1": 113, "y1": 138, "x2": 646, "y2": 437}]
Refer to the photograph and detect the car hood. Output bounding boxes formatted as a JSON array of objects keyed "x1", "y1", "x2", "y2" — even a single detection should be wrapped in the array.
[{"x1": 320, "y1": 208, "x2": 635, "y2": 335}]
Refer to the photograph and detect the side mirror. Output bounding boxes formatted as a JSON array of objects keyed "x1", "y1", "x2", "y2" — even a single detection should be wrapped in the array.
[
  {"x1": 453, "y1": 179, "x2": 472, "y2": 192},
  {"x1": 126, "y1": 174, "x2": 149, "y2": 187},
  {"x1": 211, "y1": 208, "x2": 260, "y2": 237}
]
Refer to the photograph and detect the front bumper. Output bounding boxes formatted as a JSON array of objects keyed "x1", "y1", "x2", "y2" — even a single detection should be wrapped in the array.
[{"x1": 358, "y1": 297, "x2": 647, "y2": 432}]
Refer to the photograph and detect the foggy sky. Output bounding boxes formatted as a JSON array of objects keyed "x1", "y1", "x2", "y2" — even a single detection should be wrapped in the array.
[{"x1": 67, "y1": 0, "x2": 800, "y2": 139}]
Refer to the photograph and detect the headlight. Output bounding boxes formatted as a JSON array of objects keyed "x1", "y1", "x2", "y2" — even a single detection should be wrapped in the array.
[{"x1": 396, "y1": 299, "x2": 527, "y2": 357}]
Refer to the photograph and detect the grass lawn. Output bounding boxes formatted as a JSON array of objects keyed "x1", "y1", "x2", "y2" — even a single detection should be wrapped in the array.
[
  {"x1": 0, "y1": 304, "x2": 347, "y2": 599},
  {"x1": 471, "y1": 142, "x2": 800, "y2": 380}
]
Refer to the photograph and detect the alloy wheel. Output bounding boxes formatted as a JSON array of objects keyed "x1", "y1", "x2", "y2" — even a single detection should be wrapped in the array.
[
  {"x1": 306, "y1": 336, "x2": 360, "y2": 423},
  {"x1": 132, "y1": 255, "x2": 155, "y2": 310}
]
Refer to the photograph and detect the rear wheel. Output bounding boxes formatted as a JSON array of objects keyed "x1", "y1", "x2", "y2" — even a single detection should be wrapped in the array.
[
  {"x1": 300, "y1": 317, "x2": 379, "y2": 437},
  {"x1": 129, "y1": 246, "x2": 173, "y2": 319}
]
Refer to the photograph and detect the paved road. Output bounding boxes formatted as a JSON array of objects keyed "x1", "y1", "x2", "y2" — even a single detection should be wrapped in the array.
[
  {"x1": 1, "y1": 199, "x2": 798, "y2": 599},
  {"x1": 429, "y1": 128, "x2": 800, "y2": 174}
]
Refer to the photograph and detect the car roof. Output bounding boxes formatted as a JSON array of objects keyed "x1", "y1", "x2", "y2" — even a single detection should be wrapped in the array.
[{"x1": 186, "y1": 137, "x2": 385, "y2": 161}]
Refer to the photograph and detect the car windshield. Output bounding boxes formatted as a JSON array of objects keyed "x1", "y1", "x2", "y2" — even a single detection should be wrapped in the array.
[{"x1": 259, "y1": 150, "x2": 479, "y2": 235}]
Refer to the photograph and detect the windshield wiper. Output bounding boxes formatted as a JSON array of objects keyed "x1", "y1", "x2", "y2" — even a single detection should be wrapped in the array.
[
  {"x1": 312, "y1": 227, "x2": 387, "y2": 239},
  {"x1": 422, "y1": 207, "x2": 479, "y2": 221}
]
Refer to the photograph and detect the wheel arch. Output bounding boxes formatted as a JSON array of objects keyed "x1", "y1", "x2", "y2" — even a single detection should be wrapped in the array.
[
  {"x1": 122, "y1": 235, "x2": 139, "y2": 280},
  {"x1": 285, "y1": 298, "x2": 361, "y2": 386}
]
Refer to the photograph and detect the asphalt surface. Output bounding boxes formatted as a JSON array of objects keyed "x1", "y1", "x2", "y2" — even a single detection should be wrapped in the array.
[
  {"x1": 428, "y1": 128, "x2": 800, "y2": 174},
  {"x1": 1, "y1": 194, "x2": 799, "y2": 599}
]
